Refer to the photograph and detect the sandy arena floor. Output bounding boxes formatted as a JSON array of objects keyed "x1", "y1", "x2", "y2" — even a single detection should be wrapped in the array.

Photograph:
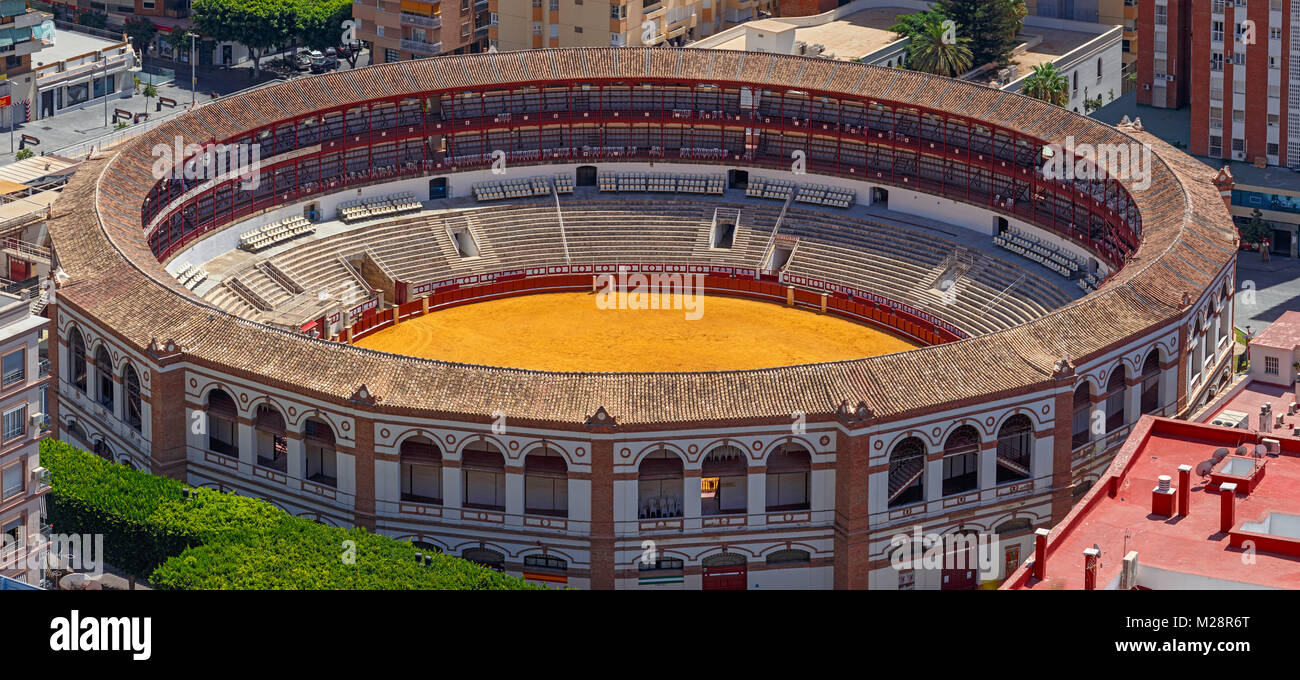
[{"x1": 356, "y1": 292, "x2": 920, "y2": 371}]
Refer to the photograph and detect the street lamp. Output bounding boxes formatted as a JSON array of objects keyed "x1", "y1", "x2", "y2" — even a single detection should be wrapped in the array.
[{"x1": 187, "y1": 32, "x2": 198, "y2": 109}]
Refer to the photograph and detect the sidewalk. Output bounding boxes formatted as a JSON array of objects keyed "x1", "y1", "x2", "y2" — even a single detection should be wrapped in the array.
[{"x1": 0, "y1": 48, "x2": 372, "y2": 165}]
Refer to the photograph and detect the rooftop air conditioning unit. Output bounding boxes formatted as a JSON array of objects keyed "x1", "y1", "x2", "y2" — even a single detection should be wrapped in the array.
[{"x1": 28, "y1": 412, "x2": 43, "y2": 429}]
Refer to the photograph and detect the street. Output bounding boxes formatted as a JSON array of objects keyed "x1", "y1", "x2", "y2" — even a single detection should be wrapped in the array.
[{"x1": 0, "y1": 46, "x2": 371, "y2": 166}]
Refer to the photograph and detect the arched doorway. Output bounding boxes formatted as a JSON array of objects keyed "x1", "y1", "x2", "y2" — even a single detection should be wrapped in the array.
[{"x1": 701, "y1": 552, "x2": 747, "y2": 591}]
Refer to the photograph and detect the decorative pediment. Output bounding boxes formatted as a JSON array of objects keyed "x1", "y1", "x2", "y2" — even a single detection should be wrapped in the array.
[
  {"x1": 1053, "y1": 355, "x2": 1075, "y2": 380},
  {"x1": 836, "y1": 399, "x2": 873, "y2": 424},
  {"x1": 585, "y1": 405, "x2": 616, "y2": 429},
  {"x1": 349, "y1": 384, "x2": 377, "y2": 405}
]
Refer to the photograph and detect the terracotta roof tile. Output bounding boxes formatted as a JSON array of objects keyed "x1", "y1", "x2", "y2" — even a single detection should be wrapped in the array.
[{"x1": 48, "y1": 48, "x2": 1237, "y2": 425}]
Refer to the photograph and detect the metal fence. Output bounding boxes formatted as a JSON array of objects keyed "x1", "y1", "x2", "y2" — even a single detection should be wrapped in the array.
[{"x1": 48, "y1": 78, "x2": 284, "y2": 160}]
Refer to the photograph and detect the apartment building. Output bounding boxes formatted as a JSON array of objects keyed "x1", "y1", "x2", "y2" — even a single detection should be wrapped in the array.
[
  {"x1": 0, "y1": 289, "x2": 51, "y2": 588},
  {"x1": 356, "y1": 0, "x2": 494, "y2": 64},
  {"x1": 0, "y1": 0, "x2": 55, "y2": 129},
  {"x1": 1028, "y1": 0, "x2": 1136, "y2": 72},
  {"x1": 1138, "y1": 0, "x2": 1297, "y2": 168},
  {"x1": 356, "y1": 0, "x2": 779, "y2": 62}
]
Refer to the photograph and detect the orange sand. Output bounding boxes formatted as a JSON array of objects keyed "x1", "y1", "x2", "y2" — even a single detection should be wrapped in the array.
[{"x1": 356, "y1": 292, "x2": 919, "y2": 371}]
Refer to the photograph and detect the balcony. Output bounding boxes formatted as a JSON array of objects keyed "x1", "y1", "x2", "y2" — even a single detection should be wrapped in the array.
[
  {"x1": 401, "y1": 38, "x2": 443, "y2": 55},
  {"x1": 400, "y1": 13, "x2": 442, "y2": 30}
]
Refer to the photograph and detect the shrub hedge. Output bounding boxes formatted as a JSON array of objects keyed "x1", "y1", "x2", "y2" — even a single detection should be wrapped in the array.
[{"x1": 41, "y1": 439, "x2": 540, "y2": 589}]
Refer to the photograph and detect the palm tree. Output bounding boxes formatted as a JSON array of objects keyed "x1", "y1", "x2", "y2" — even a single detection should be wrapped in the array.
[
  {"x1": 1021, "y1": 63, "x2": 1069, "y2": 107},
  {"x1": 906, "y1": 19, "x2": 973, "y2": 77}
]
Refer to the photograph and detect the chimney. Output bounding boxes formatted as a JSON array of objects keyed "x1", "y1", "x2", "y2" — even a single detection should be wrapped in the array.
[
  {"x1": 1151, "y1": 474, "x2": 1176, "y2": 518},
  {"x1": 1032, "y1": 528, "x2": 1050, "y2": 581},
  {"x1": 1177, "y1": 465, "x2": 1192, "y2": 516},
  {"x1": 1219, "y1": 482, "x2": 1238, "y2": 533},
  {"x1": 1118, "y1": 551, "x2": 1139, "y2": 591},
  {"x1": 1083, "y1": 547, "x2": 1100, "y2": 590}
]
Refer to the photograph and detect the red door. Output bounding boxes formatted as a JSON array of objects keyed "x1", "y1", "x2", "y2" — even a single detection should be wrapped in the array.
[
  {"x1": 941, "y1": 542, "x2": 977, "y2": 590},
  {"x1": 8, "y1": 258, "x2": 30, "y2": 282},
  {"x1": 702, "y1": 564, "x2": 747, "y2": 591}
]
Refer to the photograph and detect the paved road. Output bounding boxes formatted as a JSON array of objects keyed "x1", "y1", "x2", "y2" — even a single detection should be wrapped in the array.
[
  {"x1": 1234, "y1": 250, "x2": 1300, "y2": 336},
  {"x1": 0, "y1": 48, "x2": 371, "y2": 166}
]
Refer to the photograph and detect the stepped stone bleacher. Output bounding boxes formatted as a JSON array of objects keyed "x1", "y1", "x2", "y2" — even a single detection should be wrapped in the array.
[{"x1": 199, "y1": 198, "x2": 1077, "y2": 336}]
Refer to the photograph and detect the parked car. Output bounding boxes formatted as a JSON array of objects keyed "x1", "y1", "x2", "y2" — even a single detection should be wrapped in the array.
[{"x1": 310, "y1": 54, "x2": 339, "y2": 73}]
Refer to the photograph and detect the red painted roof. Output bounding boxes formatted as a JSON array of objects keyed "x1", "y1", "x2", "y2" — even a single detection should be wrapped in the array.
[
  {"x1": 1002, "y1": 416, "x2": 1300, "y2": 590},
  {"x1": 1206, "y1": 381, "x2": 1297, "y2": 434},
  {"x1": 1251, "y1": 311, "x2": 1300, "y2": 350}
]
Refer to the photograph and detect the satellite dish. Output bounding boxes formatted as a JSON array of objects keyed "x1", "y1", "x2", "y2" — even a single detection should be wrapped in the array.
[
  {"x1": 1235, "y1": 444, "x2": 1251, "y2": 457},
  {"x1": 1211, "y1": 447, "x2": 1230, "y2": 463},
  {"x1": 1254, "y1": 444, "x2": 1268, "y2": 458},
  {"x1": 1195, "y1": 459, "x2": 1215, "y2": 478}
]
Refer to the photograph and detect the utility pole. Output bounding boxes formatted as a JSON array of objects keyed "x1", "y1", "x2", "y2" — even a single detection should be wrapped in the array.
[
  {"x1": 188, "y1": 32, "x2": 197, "y2": 109},
  {"x1": 103, "y1": 49, "x2": 109, "y2": 128}
]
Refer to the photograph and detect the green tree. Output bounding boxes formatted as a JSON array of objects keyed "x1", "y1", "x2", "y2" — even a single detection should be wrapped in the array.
[
  {"x1": 15, "y1": 148, "x2": 34, "y2": 161},
  {"x1": 142, "y1": 83, "x2": 158, "y2": 115},
  {"x1": 889, "y1": 9, "x2": 949, "y2": 39},
  {"x1": 906, "y1": 17, "x2": 973, "y2": 77},
  {"x1": 936, "y1": 0, "x2": 1026, "y2": 67},
  {"x1": 1240, "y1": 208, "x2": 1272, "y2": 261},
  {"x1": 192, "y1": 0, "x2": 296, "y2": 79},
  {"x1": 75, "y1": 12, "x2": 109, "y2": 29},
  {"x1": 295, "y1": 0, "x2": 352, "y2": 53},
  {"x1": 123, "y1": 17, "x2": 159, "y2": 61},
  {"x1": 1021, "y1": 63, "x2": 1069, "y2": 107}
]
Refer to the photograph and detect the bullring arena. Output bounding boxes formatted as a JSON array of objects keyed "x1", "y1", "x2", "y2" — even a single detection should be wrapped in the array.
[{"x1": 47, "y1": 47, "x2": 1237, "y2": 589}]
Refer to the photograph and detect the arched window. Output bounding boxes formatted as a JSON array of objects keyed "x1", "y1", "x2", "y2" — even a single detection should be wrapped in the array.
[
  {"x1": 303, "y1": 418, "x2": 337, "y2": 486},
  {"x1": 69, "y1": 328, "x2": 87, "y2": 392},
  {"x1": 1104, "y1": 367, "x2": 1127, "y2": 433},
  {"x1": 94, "y1": 346, "x2": 113, "y2": 411},
  {"x1": 701, "y1": 445, "x2": 747, "y2": 516},
  {"x1": 942, "y1": 425, "x2": 980, "y2": 496},
  {"x1": 887, "y1": 437, "x2": 926, "y2": 508},
  {"x1": 995, "y1": 518, "x2": 1033, "y2": 538},
  {"x1": 638, "y1": 450, "x2": 683, "y2": 519},
  {"x1": 66, "y1": 421, "x2": 88, "y2": 443},
  {"x1": 399, "y1": 436, "x2": 442, "y2": 504},
  {"x1": 524, "y1": 447, "x2": 568, "y2": 517},
  {"x1": 1140, "y1": 350, "x2": 1162, "y2": 414},
  {"x1": 123, "y1": 364, "x2": 142, "y2": 432},
  {"x1": 206, "y1": 389, "x2": 238, "y2": 457},
  {"x1": 996, "y1": 415, "x2": 1033, "y2": 484},
  {"x1": 462, "y1": 547, "x2": 504, "y2": 571},
  {"x1": 766, "y1": 444, "x2": 810, "y2": 512},
  {"x1": 253, "y1": 404, "x2": 287, "y2": 471},
  {"x1": 701, "y1": 552, "x2": 746, "y2": 568},
  {"x1": 92, "y1": 438, "x2": 113, "y2": 461},
  {"x1": 523, "y1": 554, "x2": 567, "y2": 574},
  {"x1": 1096, "y1": 57, "x2": 1103, "y2": 79},
  {"x1": 462, "y1": 441, "x2": 505, "y2": 511},
  {"x1": 765, "y1": 549, "x2": 811, "y2": 566},
  {"x1": 1071, "y1": 383, "x2": 1092, "y2": 448}
]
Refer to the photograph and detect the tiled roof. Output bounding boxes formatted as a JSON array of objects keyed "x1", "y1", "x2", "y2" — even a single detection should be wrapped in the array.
[{"x1": 48, "y1": 48, "x2": 1237, "y2": 426}]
